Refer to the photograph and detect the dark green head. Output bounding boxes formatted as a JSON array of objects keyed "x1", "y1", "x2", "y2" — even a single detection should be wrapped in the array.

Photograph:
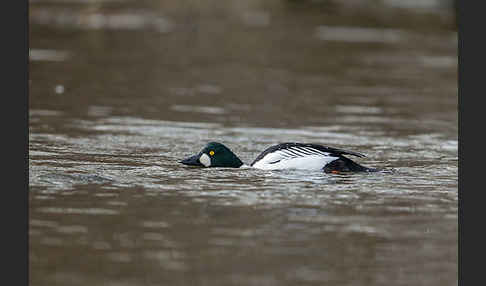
[{"x1": 180, "y1": 142, "x2": 244, "y2": 168}]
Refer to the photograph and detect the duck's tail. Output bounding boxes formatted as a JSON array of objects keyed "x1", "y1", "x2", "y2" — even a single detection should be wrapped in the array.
[{"x1": 323, "y1": 156, "x2": 380, "y2": 173}]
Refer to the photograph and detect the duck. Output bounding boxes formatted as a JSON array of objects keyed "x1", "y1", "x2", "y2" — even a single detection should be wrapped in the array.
[{"x1": 180, "y1": 142, "x2": 378, "y2": 173}]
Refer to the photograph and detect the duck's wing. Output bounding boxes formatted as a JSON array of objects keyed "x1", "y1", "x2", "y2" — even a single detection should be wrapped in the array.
[{"x1": 250, "y1": 142, "x2": 365, "y2": 167}]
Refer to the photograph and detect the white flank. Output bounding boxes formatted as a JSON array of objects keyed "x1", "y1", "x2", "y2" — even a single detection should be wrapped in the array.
[
  {"x1": 252, "y1": 148, "x2": 339, "y2": 171},
  {"x1": 199, "y1": 153, "x2": 211, "y2": 167}
]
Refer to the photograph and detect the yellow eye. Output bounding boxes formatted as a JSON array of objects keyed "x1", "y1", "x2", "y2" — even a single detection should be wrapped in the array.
[{"x1": 209, "y1": 150, "x2": 215, "y2": 156}]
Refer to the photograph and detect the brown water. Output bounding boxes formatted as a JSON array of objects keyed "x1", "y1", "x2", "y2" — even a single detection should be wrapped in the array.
[{"x1": 29, "y1": 1, "x2": 457, "y2": 285}]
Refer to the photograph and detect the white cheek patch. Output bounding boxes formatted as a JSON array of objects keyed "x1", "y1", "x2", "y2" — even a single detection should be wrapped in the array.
[{"x1": 199, "y1": 153, "x2": 211, "y2": 167}]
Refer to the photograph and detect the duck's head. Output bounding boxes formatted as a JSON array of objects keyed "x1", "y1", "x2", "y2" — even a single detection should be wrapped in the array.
[{"x1": 180, "y1": 142, "x2": 244, "y2": 168}]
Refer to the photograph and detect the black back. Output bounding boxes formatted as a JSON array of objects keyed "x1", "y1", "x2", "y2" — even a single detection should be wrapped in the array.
[{"x1": 250, "y1": 142, "x2": 366, "y2": 166}]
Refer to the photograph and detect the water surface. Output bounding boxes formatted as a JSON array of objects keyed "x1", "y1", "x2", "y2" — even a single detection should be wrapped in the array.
[{"x1": 29, "y1": 1, "x2": 457, "y2": 285}]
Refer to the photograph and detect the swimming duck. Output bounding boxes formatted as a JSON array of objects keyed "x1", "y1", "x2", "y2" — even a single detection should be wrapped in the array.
[{"x1": 180, "y1": 142, "x2": 378, "y2": 173}]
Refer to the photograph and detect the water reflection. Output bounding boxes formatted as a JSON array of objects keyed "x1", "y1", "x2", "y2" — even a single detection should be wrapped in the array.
[
  {"x1": 30, "y1": 8, "x2": 174, "y2": 32},
  {"x1": 315, "y1": 26, "x2": 406, "y2": 43},
  {"x1": 29, "y1": 49, "x2": 70, "y2": 62}
]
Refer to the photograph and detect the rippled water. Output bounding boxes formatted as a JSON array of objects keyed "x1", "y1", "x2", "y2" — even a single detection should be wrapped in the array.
[{"x1": 29, "y1": 1, "x2": 457, "y2": 285}]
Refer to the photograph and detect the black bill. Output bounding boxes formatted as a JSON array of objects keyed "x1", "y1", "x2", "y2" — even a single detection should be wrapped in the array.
[{"x1": 180, "y1": 154, "x2": 203, "y2": 166}]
